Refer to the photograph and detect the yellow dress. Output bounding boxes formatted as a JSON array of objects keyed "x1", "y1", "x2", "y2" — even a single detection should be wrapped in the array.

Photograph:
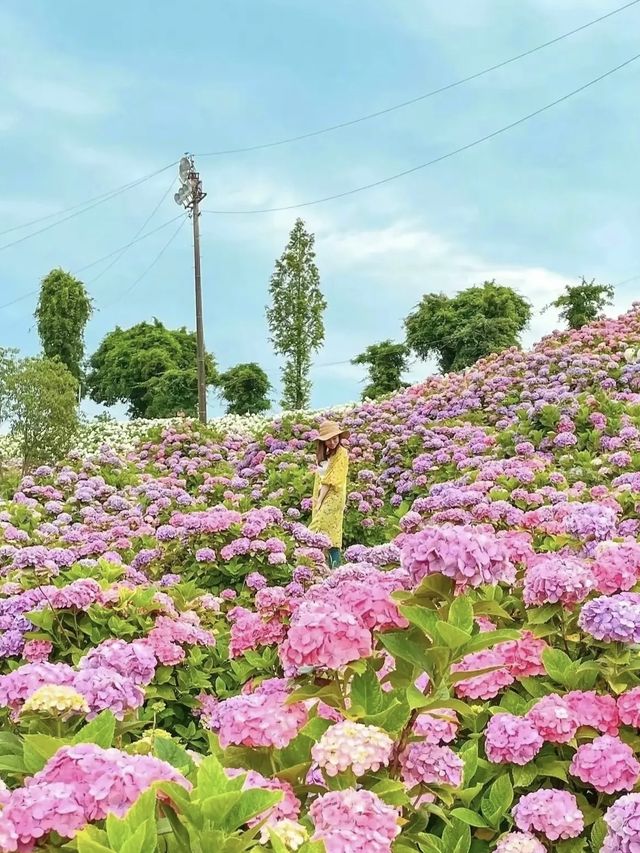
[{"x1": 309, "y1": 446, "x2": 349, "y2": 548}]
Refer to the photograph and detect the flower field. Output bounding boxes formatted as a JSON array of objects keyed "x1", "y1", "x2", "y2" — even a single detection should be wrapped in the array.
[{"x1": 2, "y1": 308, "x2": 640, "y2": 851}]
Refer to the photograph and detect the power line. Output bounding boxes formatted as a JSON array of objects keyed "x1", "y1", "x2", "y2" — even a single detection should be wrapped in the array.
[
  {"x1": 197, "y1": 0, "x2": 640, "y2": 157},
  {"x1": 0, "y1": 161, "x2": 178, "y2": 240},
  {"x1": 86, "y1": 175, "x2": 177, "y2": 284},
  {"x1": 73, "y1": 214, "x2": 185, "y2": 275},
  {"x1": 203, "y1": 51, "x2": 640, "y2": 215},
  {"x1": 0, "y1": 214, "x2": 185, "y2": 312},
  {"x1": 99, "y1": 215, "x2": 188, "y2": 310}
]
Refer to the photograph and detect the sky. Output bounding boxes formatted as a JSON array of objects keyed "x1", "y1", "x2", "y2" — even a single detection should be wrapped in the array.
[{"x1": 0, "y1": 0, "x2": 639, "y2": 419}]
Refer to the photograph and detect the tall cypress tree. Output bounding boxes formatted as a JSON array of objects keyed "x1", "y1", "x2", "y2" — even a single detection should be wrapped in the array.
[{"x1": 266, "y1": 219, "x2": 326, "y2": 410}]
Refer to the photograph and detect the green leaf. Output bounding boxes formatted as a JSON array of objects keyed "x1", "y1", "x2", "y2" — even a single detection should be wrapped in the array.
[
  {"x1": 154, "y1": 736, "x2": 196, "y2": 776},
  {"x1": 107, "y1": 788, "x2": 157, "y2": 851},
  {"x1": 590, "y1": 817, "x2": 607, "y2": 851},
  {"x1": 535, "y1": 756, "x2": 568, "y2": 782},
  {"x1": 436, "y1": 621, "x2": 471, "y2": 650},
  {"x1": 512, "y1": 763, "x2": 538, "y2": 788},
  {"x1": 449, "y1": 596, "x2": 474, "y2": 633},
  {"x1": 370, "y1": 779, "x2": 410, "y2": 807},
  {"x1": 556, "y1": 840, "x2": 587, "y2": 853},
  {"x1": 77, "y1": 839, "x2": 113, "y2": 853},
  {"x1": 379, "y1": 631, "x2": 432, "y2": 675},
  {"x1": 449, "y1": 808, "x2": 489, "y2": 829},
  {"x1": 72, "y1": 710, "x2": 116, "y2": 748},
  {"x1": 525, "y1": 603, "x2": 560, "y2": 625},
  {"x1": 350, "y1": 669, "x2": 385, "y2": 716},
  {"x1": 457, "y1": 629, "x2": 520, "y2": 657},
  {"x1": 398, "y1": 605, "x2": 437, "y2": 638},
  {"x1": 225, "y1": 788, "x2": 282, "y2": 832},
  {"x1": 23, "y1": 734, "x2": 64, "y2": 774},
  {"x1": 196, "y1": 754, "x2": 231, "y2": 798},
  {"x1": 489, "y1": 772, "x2": 513, "y2": 819},
  {"x1": 542, "y1": 648, "x2": 573, "y2": 686},
  {"x1": 120, "y1": 824, "x2": 151, "y2": 853}
]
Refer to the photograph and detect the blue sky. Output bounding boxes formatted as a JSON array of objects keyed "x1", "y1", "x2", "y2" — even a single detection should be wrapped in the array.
[{"x1": 1, "y1": 0, "x2": 639, "y2": 418}]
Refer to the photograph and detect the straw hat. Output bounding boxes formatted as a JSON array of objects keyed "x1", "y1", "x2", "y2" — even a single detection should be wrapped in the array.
[{"x1": 316, "y1": 420, "x2": 349, "y2": 442}]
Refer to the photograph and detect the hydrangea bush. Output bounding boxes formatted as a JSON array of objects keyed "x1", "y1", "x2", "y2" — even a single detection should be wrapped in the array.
[{"x1": 0, "y1": 307, "x2": 640, "y2": 849}]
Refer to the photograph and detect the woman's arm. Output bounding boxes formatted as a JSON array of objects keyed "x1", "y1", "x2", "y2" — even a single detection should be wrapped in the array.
[{"x1": 316, "y1": 483, "x2": 330, "y2": 510}]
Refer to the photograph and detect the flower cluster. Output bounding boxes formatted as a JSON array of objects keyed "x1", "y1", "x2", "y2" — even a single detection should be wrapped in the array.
[{"x1": 311, "y1": 721, "x2": 394, "y2": 777}]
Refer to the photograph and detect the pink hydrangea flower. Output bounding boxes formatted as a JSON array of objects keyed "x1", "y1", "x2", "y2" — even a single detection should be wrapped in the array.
[
  {"x1": 228, "y1": 607, "x2": 286, "y2": 658},
  {"x1": 523, "y1": 555, "x2": 596, "y2": 607},
  {"x1": 21, "y1": 640, "x2": 53, "y2": 663},
  {"x1": 310, "y1": 789, "x2": 400, "y2": 853},
  {"x1": 570, "y1": 735, "x2": 640, "y2": 794},
  {"x1": 399, "y1": 742, "x2": 463, "y2": 788},
  {"x1": 495, "y1": 832, "x2": 546, "y2": 853},
  {"x1": 452, "y1": 650, "x2": 514, "y2": 700},
  {"x1": 413, "y1": 709, "x2": 458, "y2": 744},
  {"x1": 0, "y1": 782, "x2": 88, "y2": 850},
  {"x1": 279, "y1": 601, "x2": 372, "y2": 675},
  {"x1": 592, "y1": 541, "x2": 640, "y2": 594},
  {"x1": 199, "y1": 685, "x2": 308, "y2": 749},
  {"x1": 497, "y1": 631, "x2": 548, "y2": 678},
  {"x1": 312, "y1": 721, "x2": 394, "y2": 777},
  {"x1": 617, "y1": 686, "x2": 640, "y2": 728},
  {"x1": 401, "y1": 524, "x2": 516, "y2": 589},
  {"x1": 485, "y1": 714, "x2": 543, "y2": 765},
  {"x1": 73, "y1": 667, "x2": 144, "y2": 720},
  {"x1": 526, "y1": 694, "x2": 578, "y2": 743},
  {"x1": 512, "y1": 789, "x2": 584, "y2": 841},
  {"x1": 78, "y1": 639, "x2": 157, "y2": 686},
  {"x1": 565, "y1": 691, "x2": 619, "y2": 735},
  {"x1": 603, "y1": 793, "x2": 640, "y2": 851}
]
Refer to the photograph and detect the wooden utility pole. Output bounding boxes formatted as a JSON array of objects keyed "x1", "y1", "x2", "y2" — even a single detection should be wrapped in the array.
[{"x1": 175, "y1": 155, "x2": 207, "y2": 423}]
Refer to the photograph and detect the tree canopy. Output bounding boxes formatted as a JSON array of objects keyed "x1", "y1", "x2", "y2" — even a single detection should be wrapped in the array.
[
  {"x1": 87, "y1": 320, "x2": 217, "y2": 419},
  {"x1": 34, "y1": 268, "x2": 93, "y2": 384},
  {"x1": 266, "y1": 219, "x2": 326, "y2": 410},
  {"x1": 352, "y1": 340, "x2": 409, "y2": 400},
  {"x1": 545, "y1": 277, "x2": 614, "y2": 330},
  {"x1": 218, "y1": 363, "x2": 272, "y2": 415},
  {"x1": 5, "y1": 356, "x2": 79, "y2": 473},
  {"x1": 405, "y1": 281, "x2": 531, "y2": 373}
]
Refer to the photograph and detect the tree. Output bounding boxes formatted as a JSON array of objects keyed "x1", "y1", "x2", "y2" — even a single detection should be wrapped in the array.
[
  {"x1": 0, "y1": 348, "x2": 17, "y2": 425},
  {"x1": 218, "y1": 363, "x2": 271, "y2": 415},
  {"x1": 544, "y1": 277, "x2": 614, "y2": 330},
  {"x1": 405, "y1": 280, "x2": 531, "y2": 373},
  {"x1": 5, "y1": 356, "x2": 79, "y2": 473},
  {"x1": 266, "y1": 219, "x2": 326, "y2": 410},
  {"x1": 34, "y1": 268, "x2": 93, "y2": 383},
  {"x1": 87, "y1": 320, "x2": 217, "y2": 419},
  {"x1": 352, "y1": 340, "x2": 409, "y2": 400}
]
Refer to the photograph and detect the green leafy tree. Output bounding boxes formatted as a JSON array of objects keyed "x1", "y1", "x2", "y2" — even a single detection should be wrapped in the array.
[
  {"x1": 266, "y1": 218, "x2": 326, "y2": 410},
  {"x1": 34, "y1": 268, "x2": 93, "y2": 383},
  {"x1": 218, "y1": 362, "x2": 271, "y2": 415},
  {"x1": 87, "y1": 320, "x2": 217, "y2": 418},
  {"x1": 405, "y1": 280, "x2": 531, "y2": 373},
  {"x1": 5, "y1": 356, "x2": 79, "y2": 473},
  {"x1": 352, "y1": 340, "x2": 409, "y2": 400},
  {"x1": 544, "y1": 277, "x2": 614, "y2": 329},
  {"x1": 0, "y1": 348, "x2": 17, "y2": 425}
]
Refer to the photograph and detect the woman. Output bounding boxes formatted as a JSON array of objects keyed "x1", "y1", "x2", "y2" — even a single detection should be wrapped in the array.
[{"x1": 309, "y1": 420, "x2": 349, "y2": 568}]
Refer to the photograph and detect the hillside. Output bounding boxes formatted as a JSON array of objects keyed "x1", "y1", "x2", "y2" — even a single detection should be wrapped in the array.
[{"x1": 0, "y1": 307, "x2": 640, "y2": 851}]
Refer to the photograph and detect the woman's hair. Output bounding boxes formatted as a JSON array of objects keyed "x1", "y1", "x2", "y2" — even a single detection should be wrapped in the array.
[{"x1": 316, "y1": 438, "x2": 342, "y2": 464}]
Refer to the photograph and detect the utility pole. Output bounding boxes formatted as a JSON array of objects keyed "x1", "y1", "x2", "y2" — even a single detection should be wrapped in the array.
[{"x1": 175, "y1": 154, "x2": 208, "y2": 424}]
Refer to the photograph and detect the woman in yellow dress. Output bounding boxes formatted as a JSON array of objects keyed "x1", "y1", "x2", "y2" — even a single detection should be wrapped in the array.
[{"x1": 309, "y1": 420, "x2": 349, "y2": 568}]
